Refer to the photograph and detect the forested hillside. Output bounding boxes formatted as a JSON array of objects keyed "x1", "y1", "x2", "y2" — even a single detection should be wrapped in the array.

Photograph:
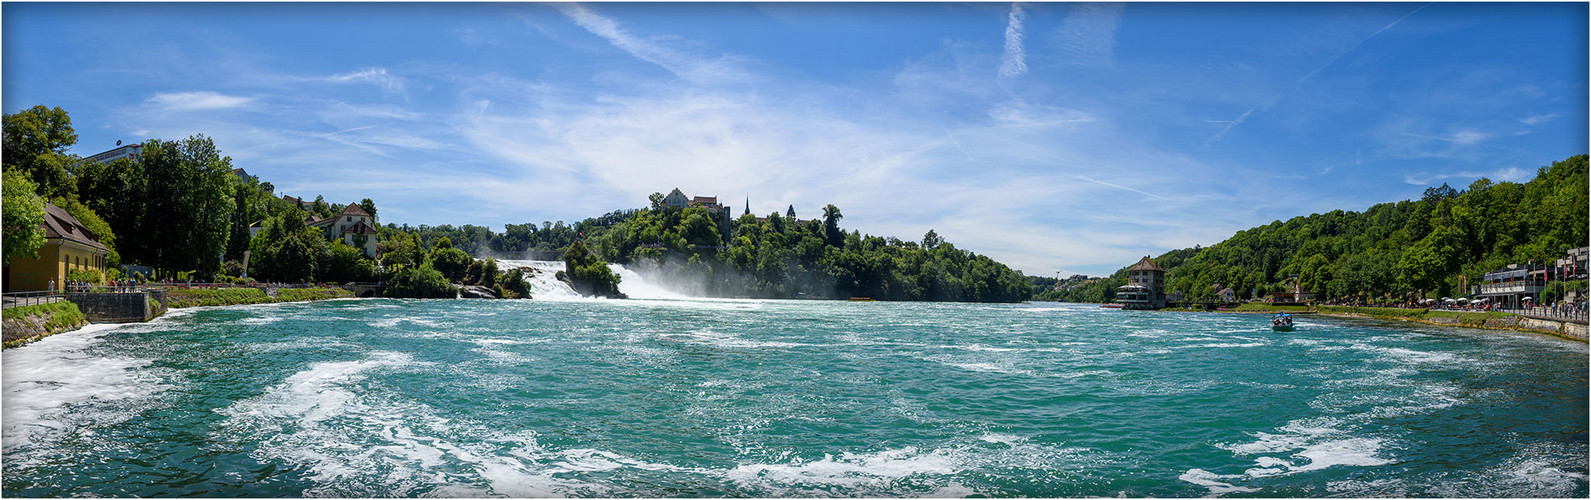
[{"x1": 1041, "y1": 155, "x2": 1588, "y2": 304}]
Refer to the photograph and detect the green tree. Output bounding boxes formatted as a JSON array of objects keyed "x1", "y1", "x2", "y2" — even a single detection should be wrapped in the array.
[
  {"x1": 134, "y1": 136, "x2": 238, "y2": 278},
  {"x1": 385, "y1": 262, "x2": 456, "y2": 298},
  {"x1": 2, "y1": 105, "x2": 78, "y2": 200},
  {"x1": 2, "y1": 170, "x2": 47, "y2": 263},
  {"x1": 430, "y1": 246, "x2": 472, "y2": 282},
  {"x1": 822, "y1": 204, "x2": 844, "y2": 247},
  {"x1": 563, "y1": 240, "x2": 622, "y2": 298},
  {"x1": 359, "y1": 198, "x2": 378, "y2": 224}
]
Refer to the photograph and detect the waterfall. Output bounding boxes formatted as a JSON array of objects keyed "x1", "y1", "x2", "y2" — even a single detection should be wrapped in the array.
[{"x1": 496, "y1": 260, "x2": 685, "y2": 300}]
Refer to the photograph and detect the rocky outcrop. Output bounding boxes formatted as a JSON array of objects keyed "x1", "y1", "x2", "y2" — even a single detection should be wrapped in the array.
[{"x1": 460, "y1": 285, "x2": 500, "y2": 299}]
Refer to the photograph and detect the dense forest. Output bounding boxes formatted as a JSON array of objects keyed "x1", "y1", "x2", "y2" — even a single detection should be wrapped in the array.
[
  {"x1": 585, "y1": 203, "x2": 1031, "y2": 302},
  {"x1": 1038, "y1": 155, "x2": 1589, "y2": 305}
]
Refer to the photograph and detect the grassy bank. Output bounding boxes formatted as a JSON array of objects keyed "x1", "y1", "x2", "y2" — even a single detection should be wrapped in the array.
[
  {"x1": 1314, "y1": 305, "x2": 1512, "y2": 328},
  {"x1": 2, "y1": 301, "x2": 88, "y2": 348},
  {"x1": 166, "y1": 287, "x2": 353, "y2": 308},
  {"x1": 1164, "y1": 302, "x2": 1314, "y2": 313}
]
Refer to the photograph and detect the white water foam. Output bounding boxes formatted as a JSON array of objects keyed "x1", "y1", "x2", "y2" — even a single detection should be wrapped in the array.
[
  {"x1": 1, "y1": 323, "x2": 172, "y2": 456},
  {"x1": 497, "y1": 260, "x2": 690, "y2": 301},
  {"x1": 1186, "y1": 417, "x2": 1394, "y2": 495}
]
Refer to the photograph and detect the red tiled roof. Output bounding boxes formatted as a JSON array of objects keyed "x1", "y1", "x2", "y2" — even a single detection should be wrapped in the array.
[
  {"x1": 1127, "y1": 256, "x2": 1164, "y2": 272},
  {"x1": 337, "y1": 203, "x2": 369, "y2": 217},
  {"x1": 39, "y1": 203, "x2": 110, "y2": 253}
]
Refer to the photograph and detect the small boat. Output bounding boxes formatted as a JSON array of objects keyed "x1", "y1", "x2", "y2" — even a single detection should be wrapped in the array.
[
  {"x1": 848, "y1": 297, "x2": 874, "y2": 302},
  {"x1": 1101, "y1": 303, "x2": 1124, "y2": 309},
  {"x1": 1271, "y1": 312, "x2": 1295, "y2": 332}
]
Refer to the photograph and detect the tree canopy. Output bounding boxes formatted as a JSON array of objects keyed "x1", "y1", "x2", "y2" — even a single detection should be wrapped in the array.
[{"x1": 1041, "y1": 155, "x2": 1589, "y2": 305}]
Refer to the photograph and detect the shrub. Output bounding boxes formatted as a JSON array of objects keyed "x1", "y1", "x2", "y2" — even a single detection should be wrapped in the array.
[
  {"x1": 497, "y1": 267, "x2": 531, "y2": 299},
  {"x1": 385, "y1": 262, "x2": 457, "y2": 298}
]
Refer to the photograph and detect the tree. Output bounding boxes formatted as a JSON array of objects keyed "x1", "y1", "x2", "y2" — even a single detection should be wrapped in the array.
[
  {"x1": 134, "y1": 135, "x2": 237, "y2": 278},
  {"x1": 649, "y1": 192, "x2": 666, "y2": 211},
  {"x1": 430, "y1": 246, "x2": 472, "y2": 282},
  {"x1": 359, "y1": 198, "x2": 378, "y2": 224},
  {"x1": 922, "y1": 229, "x2": 943, "y2": 250},
  {"x1": 51, "y1": 196, "x2": 119, "y2": 268},
  {"x1": 2, "y1": 105, "x2": 78, "y2": 200},
  {"x1": 563, "y1": 240, "x2": 623, "y2": 298},
  {"x1": 822, "y1": 204, "x2": 844, "y2": 247},
  {"x1": 787, "y1": 204, "x2": 796, "y2": 218},
  {"x1": 2, "y1": 170, "x2": 47, "y2": 263},
  {"x1": 385, "y1": 262, "x2": 456, "y2": 298}
]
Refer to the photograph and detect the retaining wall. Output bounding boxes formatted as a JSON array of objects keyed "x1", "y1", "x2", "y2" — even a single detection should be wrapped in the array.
[{"x1": 66, "y1": 291, "x2": 167, "y2": 323}]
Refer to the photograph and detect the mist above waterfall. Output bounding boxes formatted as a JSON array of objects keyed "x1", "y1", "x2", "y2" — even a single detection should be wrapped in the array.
[{"x1": 496, "y1": 260, "x2": 691, "y2": 300}]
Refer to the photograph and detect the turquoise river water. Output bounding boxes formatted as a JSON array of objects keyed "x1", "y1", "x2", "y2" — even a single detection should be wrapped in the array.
[{"x1": 2, "y1": 298, "x2": 1586, "y2": 497}]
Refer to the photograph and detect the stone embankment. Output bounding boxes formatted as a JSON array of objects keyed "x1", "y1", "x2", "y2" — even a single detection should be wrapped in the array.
[
  {"x1": 1318, "y1": 311, "x2": 1587, "y2": 342},
  {"x1": 66, "y1": 290, "x2": 168, "y2": 323},
  {"x1": 2, "y1": 302, "x2": 88, "y2": 348}
]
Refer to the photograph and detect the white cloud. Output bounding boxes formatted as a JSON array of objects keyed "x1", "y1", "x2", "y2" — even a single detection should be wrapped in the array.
[
  {"x1": 999, "y1": 3, "x2": 1028, "y2": 80},
  {"x1": 1519, "y1": 113, "x2": 1556, "y2": 125},
  {"x1": 554, "y1": 3, "x2": 749, "y2": 84},
  {"x1": 144, "y1": 91, "x2": 253, "y2": 111},
  {"x1": 326, "y1": 68, "x2": 405, "y2": 93}
]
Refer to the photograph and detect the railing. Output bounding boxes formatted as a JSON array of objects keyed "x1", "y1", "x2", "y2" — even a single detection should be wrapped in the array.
[
  {"x1": 1476, "y1": 282, "x2": 1546, "y2": 294},
  {"x1": 1499, "y1": 307, "x2": 1589, "y2": 323},
  {"x1": 1, "y1": 291, "x2": 64, "y2": 309}
]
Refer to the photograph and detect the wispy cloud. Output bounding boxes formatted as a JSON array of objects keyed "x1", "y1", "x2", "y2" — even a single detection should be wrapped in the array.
[
  {"x1": 144, "y1": 91, "x2": 253, "y2": 111},
  {"x1": 553, "y1": 3, "x2": 748, "y2": 84},
  {"x1": 1403, "y1": 166, "x2": 1530, "y2": 185},
  {"x1": 1519, "y1": 113, "x2": 1556, "y2": 125},
  {"x1": 1208, "y1": 3, "x2": 1426, "y2": 143},
  {"x1": 326, "y1": 68, "x2": 405, "y2": 93},
  {"x1": 999, "y1": 3, "x2": 1028, "y2": 80}
]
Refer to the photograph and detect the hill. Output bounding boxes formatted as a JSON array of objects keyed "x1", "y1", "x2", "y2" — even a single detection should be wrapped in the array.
[{"x1": 1039, "y1": 155, "x2": 1589, "y2": 305}]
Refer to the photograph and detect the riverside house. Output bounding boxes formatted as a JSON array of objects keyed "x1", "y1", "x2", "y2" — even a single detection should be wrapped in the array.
[
  {"x1": 3, "y1": 202, "x2": 111, "y2": 292},
  {"x1": 1116, "y1": 256, "x2": 1167, "y2": 310},
  {"x1": 310, "y1": 203, "x2": 379, "y2": 258}
]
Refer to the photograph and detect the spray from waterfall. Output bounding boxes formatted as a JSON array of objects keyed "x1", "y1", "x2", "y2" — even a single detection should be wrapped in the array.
[{"x1": 495, "y1": 260, "x2": 688, "y2": 300}]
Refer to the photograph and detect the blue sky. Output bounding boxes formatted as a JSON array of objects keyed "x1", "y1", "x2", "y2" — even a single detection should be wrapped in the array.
[{"x1": 4, "y1": 2, "x2": 1586, "y2": 277}]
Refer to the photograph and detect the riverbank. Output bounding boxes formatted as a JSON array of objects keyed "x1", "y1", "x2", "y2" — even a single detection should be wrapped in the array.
[
  {"x1": 165, "y1": 287, "x2": 353, "y2": 308},
  {"x1": 2, "y1": 301, "x2": 87, "y2": 348},
  {"x1": 1169, "y1": 302, "x2": 1587, "y2": 342}
]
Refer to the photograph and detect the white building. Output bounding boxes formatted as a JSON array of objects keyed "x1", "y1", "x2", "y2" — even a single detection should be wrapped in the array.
[{"x1": 309, "y1": 203, "x2": 379, "y2": 257}]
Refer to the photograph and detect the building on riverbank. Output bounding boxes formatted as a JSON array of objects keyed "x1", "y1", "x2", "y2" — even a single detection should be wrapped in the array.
[
  {"x1": 3, "y1": 203, "x2": 111, "y2": 292},
  {"x1": 309, "y1": 203, "x2": 380, "y2": 257},
  {"x1": 1475, "y1": 263, "x2": 1545, "y2": 309},
  {"x1": 1116, "y1": 256, "x2": 1166, "y2": 310}
]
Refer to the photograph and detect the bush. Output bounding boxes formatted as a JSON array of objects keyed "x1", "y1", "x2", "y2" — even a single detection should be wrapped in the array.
[
  {"x1": 563, "y1": 240, "x2": 623, "y2": 298},
  {"x1": 385, "y1": 262, "x2": 457, "y2": 298},
  {"x1": 431, "y1": 247, "x2": 472, "y2": 282},
  {"x1": 497, "y1": 267, "x2": 531, "y2": 299}
]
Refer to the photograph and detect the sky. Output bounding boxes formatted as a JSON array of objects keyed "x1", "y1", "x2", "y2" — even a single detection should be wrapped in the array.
[{"x1": 3, "y1": 2, "x2": 1586, "y2": 277}]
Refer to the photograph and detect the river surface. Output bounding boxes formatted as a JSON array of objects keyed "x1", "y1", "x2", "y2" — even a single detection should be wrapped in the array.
[{"x1": 3, "y1": 296, "x2": 1586, "y2": 497}]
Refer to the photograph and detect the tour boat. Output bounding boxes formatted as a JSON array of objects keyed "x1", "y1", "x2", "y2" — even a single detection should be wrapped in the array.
[
  {"x1": 1271, "y1": 313, "x2": 1295, "y2": 332},
  {"x1": 1101, "y1": 304, "x2": 1124, "y2": 309}
]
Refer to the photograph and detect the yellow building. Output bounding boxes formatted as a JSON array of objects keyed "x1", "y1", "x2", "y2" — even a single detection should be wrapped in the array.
[{"x1": 4, "y1": 203, "x2": 110, "y2": 291}]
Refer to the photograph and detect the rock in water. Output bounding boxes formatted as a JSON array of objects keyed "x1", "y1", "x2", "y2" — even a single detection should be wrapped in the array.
[{"x1": 460, "y1": 285, "x2": 500, "y2": 299}]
